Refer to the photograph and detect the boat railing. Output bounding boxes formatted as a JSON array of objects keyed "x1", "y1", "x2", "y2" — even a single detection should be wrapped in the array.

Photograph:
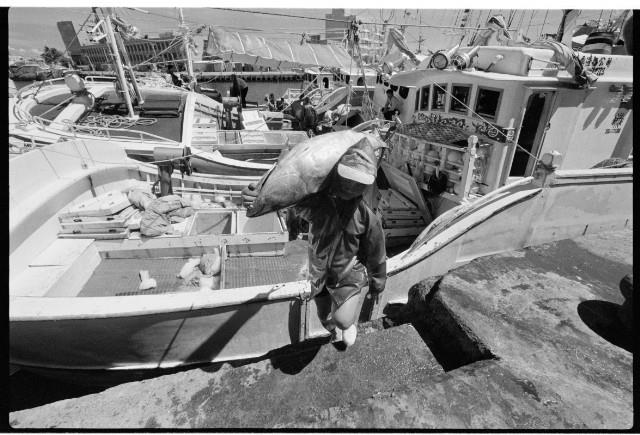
[
  {"x1": 14, "y1": 77, "x2": 70, "y2": 101},
  {"x1": 24, "y1": 113, "x2": 178, "y2": 144}
]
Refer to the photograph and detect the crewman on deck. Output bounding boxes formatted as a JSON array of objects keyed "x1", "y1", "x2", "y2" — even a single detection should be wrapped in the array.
[
  {"x1": 381, "y1": 89, "x2": 401, "y2": 121},
  {"x1": 166, "y1": 64, "x2": 184, "y2": 88},
  {"x1": 230, "y1": 74, "x2": 249, "y2": 109},
  {"x1": 241, "y1": 144, "x2": 387, "y2": 348}
]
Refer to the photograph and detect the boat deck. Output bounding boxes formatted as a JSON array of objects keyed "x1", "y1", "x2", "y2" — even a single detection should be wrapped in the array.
[{"x1": 78, "y1": 240, "x2": 308, "y2": 297}]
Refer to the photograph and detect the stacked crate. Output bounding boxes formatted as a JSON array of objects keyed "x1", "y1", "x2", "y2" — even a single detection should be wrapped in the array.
[{"x1": 58, "y1": 190, "x2": 140, "y2": 239}]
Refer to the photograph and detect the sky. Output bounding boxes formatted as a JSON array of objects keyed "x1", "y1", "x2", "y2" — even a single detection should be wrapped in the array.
[{"x1": 8, "y1": 6, "x2": 631, "y2": 60}]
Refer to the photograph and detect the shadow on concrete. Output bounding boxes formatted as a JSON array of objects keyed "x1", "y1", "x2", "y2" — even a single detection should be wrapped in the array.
[
  {"x1": 577, "y1": 300, "x2": 633, "y2": 353},
  {"x1": 9, "y1": 370, "x2": 107, "y2": 412},
  {"x1": 379, "y1": 279, "x2": 496, "y2": 372}
]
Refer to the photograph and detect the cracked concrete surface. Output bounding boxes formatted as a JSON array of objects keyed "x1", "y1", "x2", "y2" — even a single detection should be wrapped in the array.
[{"x1": 9, "y1": 229, "x2": 633, "y2": 429}]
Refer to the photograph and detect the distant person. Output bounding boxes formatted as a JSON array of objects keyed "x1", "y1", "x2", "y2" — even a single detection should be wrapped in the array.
[
  {"x1": 381, "y1": 89, "x2": 401, "y2": 121},
  {"x1": 301, "y1": 97, "x2": 318, "y2": 134},
  {"x1": 276, "y1": 97, "x2": 285, "y2": 111},
  {"x1": 166, "y1": 64, "x2": 184, "y2": 87},
  {"x1": 268, "y1": 93, "x2": 277, "y2": 111},
  {"x1": 230, "y1": 73, "x2": 249, "y2": 109}
]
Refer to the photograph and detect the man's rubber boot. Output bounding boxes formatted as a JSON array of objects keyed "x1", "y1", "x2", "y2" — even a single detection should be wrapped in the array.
[{"x1": 342, "y1": 324, "x2": 357, "y2": 348}]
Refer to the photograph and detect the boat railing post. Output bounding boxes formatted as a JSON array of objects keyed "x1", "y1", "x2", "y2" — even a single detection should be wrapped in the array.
[
  {"x1": 533, "y1": 151, "x2": 562, "y2": 187},
  {"x1": 461, "y1": 135, "x2": 478, "y2": 200}
]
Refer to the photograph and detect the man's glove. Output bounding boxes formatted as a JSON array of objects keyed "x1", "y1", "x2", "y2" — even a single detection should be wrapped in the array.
[{"x1": 241, "y1": 183, "x2": 258, "y2": 208}]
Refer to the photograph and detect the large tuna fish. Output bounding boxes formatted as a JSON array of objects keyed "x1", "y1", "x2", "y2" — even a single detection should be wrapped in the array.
[{"x1": 246, "y1": 130, "x2": 386, "y2": 217}]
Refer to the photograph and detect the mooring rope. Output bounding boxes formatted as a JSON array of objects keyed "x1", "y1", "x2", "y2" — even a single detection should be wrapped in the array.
[{"x1": 78, "y1": 114, "x2": 158, "y2": 129}]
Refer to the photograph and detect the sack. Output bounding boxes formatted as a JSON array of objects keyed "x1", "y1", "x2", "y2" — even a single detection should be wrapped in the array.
[
  {"x1": 140, "y1": 195, "x2": 193, "y2": 237},
  {"x1": 247, "y1": 130, "x2": 386, "y2": 217}
]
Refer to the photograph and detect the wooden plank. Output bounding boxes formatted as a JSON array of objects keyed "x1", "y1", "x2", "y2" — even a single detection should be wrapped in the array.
[
  {"x1": 382, "y1": 217, "x2": 426, "y2": 229},
  {"x1": 59, "y1": 190, "x2": 131, "y2": 218},
  {"x1": 382, "y1": 209, "x2": 422, "y2": 218},
  {"x1": 380, "y1": 162, "x2": 431, "y2": 222},
  {"x1": 59, "y1": 205, "x2": 137, "y2": 224},
  {"x1": 95, "y1": 232, "x2": 289, "y2": 259},
  {"x1": 60, "y1": 210, "x2": 141, "y2": 231},
  {"x1": 29, "y1": 238, "x2": 94, "y2": 266},
  {"x1": 58, "y1": 229, "x2": 129, "y2": 240},
  {"x1": 384, "y1": 227, "x2": 424, "y2": 238}
]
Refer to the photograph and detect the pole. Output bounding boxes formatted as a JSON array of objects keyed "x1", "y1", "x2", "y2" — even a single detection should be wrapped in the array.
[
  {"x1": 179, "y1": 8, "x2": 194, "y2": 79},
  {"x1": 103, "y1": 8, "x2": 136, "y2": 118}
]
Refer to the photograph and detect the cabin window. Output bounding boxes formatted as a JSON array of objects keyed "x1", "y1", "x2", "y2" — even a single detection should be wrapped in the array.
[
  {"x1": 450, "y1": 85, "x2": 471, "y2": 114},
  {"x1": 414, "y1": 90, "x2": 420, "y2": 111},
  {"x1": 357, "y1": 77, "x2": 364, "y2": 86},
  {"x1": 323, "y1": 77, "x2": 330, "y2": 88},
  {"x1": 475, "y1": 87, "x2": 502, "y2": 120},
  {"x1": 432, "y1": 83, "x2": 448, "y2": 111},
  {"x1": 398, "y1": 86, "x2": 410, "y2": 99},
  {"x1": 420, "y1": 86, "x2": 430, "y2": 110}
]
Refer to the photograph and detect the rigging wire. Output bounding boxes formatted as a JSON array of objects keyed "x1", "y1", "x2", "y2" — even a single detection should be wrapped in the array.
[
  {"x1": 210, "y1": 8, "x2": 511, "y2": 31},
  {"x1": 540, "y1": 10, "x2": 549, "y2": 38},
  {"x1": 525, "y1": 10, "x2": 536, "y2": 38}
]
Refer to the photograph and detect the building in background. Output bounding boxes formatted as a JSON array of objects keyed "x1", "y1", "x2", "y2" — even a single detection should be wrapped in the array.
[
  {"x1": 325, "y1": 9, "x2": 355, "y2": 43},
  {"x1": 57, "y1": 20, "x2": 205, "y2": 71}
]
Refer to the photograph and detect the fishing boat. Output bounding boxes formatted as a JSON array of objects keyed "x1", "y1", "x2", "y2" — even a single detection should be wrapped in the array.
[
  {"x1": 8, "y1": 12, "x2": 633, "y2": 374},
  {"x1": 367, "y1": 34, "x2": 633, "y2": 240},
  {"x1": 9, "y1": 119, "x2": 631, "y2": 373},
  {"x1": 8, "y1": 9, "x2": 309, "y2": 176}
]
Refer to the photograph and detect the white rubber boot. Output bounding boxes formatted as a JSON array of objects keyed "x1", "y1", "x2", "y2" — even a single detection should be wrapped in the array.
[{"x1": 341, "y1": 324, "x2": 358, "y2": 348}]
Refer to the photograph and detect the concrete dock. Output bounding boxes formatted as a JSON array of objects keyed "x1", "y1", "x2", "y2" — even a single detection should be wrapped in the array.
[{"x1": 8, "y1": 229, "x2": 633, "y2": 429}]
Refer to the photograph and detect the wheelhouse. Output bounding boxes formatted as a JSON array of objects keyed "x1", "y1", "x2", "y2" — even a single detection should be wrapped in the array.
[{"x1": 374, "y1": 45, "x2": 632, "y2": 216}]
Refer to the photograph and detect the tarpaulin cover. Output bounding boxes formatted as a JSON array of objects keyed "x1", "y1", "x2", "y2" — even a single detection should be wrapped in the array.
[
  {"x1": 140, "y1": 195, "x2": 194, "y2": 237},
  {"x1": 246, "y1": 130, "x2": 386, "y2": 218},
  {"x1": 206, "y1": 28, "x2": 357, "y2": 69}
]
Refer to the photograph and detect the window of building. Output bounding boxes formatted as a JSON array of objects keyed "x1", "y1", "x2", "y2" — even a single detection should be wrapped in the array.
[
  {"x1": 450, "y1": 85, "x2": 471, "y2": 114},
  {"x1": 474, "y1": 87, "x2": 502, "y2": 119},
  {"x1": 419, "y1": 86, "x2": 430, "y2": 110},
  {"x1": 432, "y1": 83, "x2": 447, "y2": 111}
]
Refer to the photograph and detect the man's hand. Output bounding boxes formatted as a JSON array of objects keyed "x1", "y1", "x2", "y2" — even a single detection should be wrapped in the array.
[{"x1": 241, "y1": 183, "x2": 258, "y2": 208}]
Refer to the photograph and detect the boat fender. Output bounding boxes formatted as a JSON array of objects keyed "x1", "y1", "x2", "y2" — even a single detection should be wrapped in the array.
[
  {"x1": 178, "y1": 257, "x2": 201, "y2": 280},
  {"x1": 199, "y1": 248, "x2": 222, "y2": 276},
  {"x1": 138, "y1": 270, "x2": 157, "y2": 291}
]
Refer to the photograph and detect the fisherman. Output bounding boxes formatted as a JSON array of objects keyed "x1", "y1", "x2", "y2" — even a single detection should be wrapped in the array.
[
  {"x1": 166, "y1": 64, "x2": 184, "y2": 87},
  {"x1": 268, "y1": 93, "x2": 277, "y2": 111},
  {"x1": 230, "y1": 73, "x2": 249, "y2": 109},
  {"x1": 276, "y1": 97, "x2": 286, "y2": 111},
  {"x1": 241, "y1": 144, "x2": 387, "y2": 348},
  {"x1": 381, "y1": 89, "x2": 401, "y2": 121},
  {"x1": 300, "y1": 96, "x2": 318, "y2": 135}
]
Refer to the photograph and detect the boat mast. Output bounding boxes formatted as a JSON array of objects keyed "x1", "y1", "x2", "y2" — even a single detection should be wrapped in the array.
[
  {"x1": 102, "y1": 7, "x2": 137, "y2": 118},
  {"x1": 178, "y1": 8, "x2": 195, "y2": 80}
]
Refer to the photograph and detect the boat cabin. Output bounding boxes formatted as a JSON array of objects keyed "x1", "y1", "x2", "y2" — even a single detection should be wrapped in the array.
[{"x1": 374, "y1": 45, "x2": 633, "y2": 216}]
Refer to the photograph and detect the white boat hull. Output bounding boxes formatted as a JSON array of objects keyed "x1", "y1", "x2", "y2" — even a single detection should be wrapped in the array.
[{"x1": 9, "y1": 141, "x2": 633, "y2": 372}]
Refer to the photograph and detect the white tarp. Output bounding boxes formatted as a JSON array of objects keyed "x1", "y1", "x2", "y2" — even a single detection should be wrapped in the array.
[{"x1": 206, "y1": 28, "x2": 357, "y2": 70}]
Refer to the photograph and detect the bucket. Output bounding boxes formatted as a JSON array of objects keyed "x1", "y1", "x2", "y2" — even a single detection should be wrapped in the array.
[{"x1": 582, "y1": 31, "x2": 614, "y2": 54}]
